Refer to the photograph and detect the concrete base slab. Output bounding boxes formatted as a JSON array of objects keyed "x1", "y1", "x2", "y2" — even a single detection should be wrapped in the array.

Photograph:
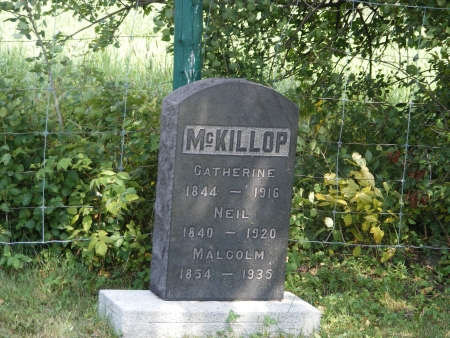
[{"x1": 99, "y1": 290, "x2": 321, "y2": 338}]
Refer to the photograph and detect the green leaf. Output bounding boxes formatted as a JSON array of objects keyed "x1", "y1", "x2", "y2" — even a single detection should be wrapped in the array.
[
  {"x1": 101, "y1": 170, "x2": 116, "y2": 176},
  {"x1": 165, "y1": 8, "x2": 173, "y2": 19},
  {"x1": 226, "y1": 310, "x2": 241, "y2": 323},
  {"x1": 3, "y1": 246, "x2": 11, "y2": 256},
  {"x1": 82, "y1": 215, "x2": 92, "y2": 232},
  {"x1": 22, "y1": 192, "x2": 32, "y2": 206},
  {"x1": 1, "y1": 153, "x2": 11, "y2": 165},
  {"x1": 115, "y1": 238, "x2": 124, "y2": 248},
  {"x1": 25, "y1": 220, "x2": 35, "y2": 229},
  {"x1": 106, "y1": 200, "x2": 120, "y2": 215},
  {"x1": 95, "y1": 241, "x2": 108, "y2": 256},
  {"x1": 353, "y1": 246, "x2": 361, "y2": 257},
  {"x1": 67, "y1": 207, "x2": 77, "y2": 215},
  {"x1": 125, "y1": 194, "x2": 139, "y2": 202},
  {"x1": 99, "y1": 235, "x2": 114, "y2": 243},
  {"x1": 365, "y1": 149, "x2": 372, "y2": 162},
  {"x1": 18, "y1": 21, "x2": 28, "y2": 30},
  {"x1": 406, "y1": 64, "x2": 418, "y2": 75},
  {"x1": 12, "y1": 257, "x2": 23, "y2": 269},
  {"x1": 17, "y1": 254, "x2": 32, "y2": 263},
  {"x1": 15, "y1": 1, "x2": 27, "y2": 9},
  {"x1": 50, "y1": 45, "x2": 63, "y2": 54},
  {"x1": 82, "y1": 89, "x2": 95, "y2": 102},
  {"x1": 88, "y1": 237, "x2": 98, "y2": 251},
  {"x1": 57, "y1": 158, "x2": 71, "y2": 171},
  {"x1": 70, "y1": 214, "x2": 79, "y2": 225},
  {"x1": 117, "y1": 172, "x2": 130, "y2": 180},
  {"x1": 7, "y1": 256, "x2": 15, "y2": 267}
]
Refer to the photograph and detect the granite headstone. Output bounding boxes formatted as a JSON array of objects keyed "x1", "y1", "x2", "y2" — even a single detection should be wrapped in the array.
[{"x1": 150, "y1": 78, "x2": 299, "y2": 301}]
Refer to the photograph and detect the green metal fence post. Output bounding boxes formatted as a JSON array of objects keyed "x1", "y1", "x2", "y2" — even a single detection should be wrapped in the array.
[{"x1": 173, "y1": 0, "x2": 203, "y2": 90}]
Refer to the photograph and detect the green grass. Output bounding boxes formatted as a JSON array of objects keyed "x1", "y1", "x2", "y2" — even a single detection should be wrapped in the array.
[
  {"x1": 286, "y1": 252, "x2": 450, "y2": 338},
  {"x1": 1, "y1": 253, "x2": 449, "y2": 337},
  {"x1": 0, "y1": 256, "x2": 119, "y2": 338}
]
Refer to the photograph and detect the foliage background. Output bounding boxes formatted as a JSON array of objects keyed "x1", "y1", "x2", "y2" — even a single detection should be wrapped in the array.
[{"x1": 0, "y1": 0, "x2": 449, "y2": 284}]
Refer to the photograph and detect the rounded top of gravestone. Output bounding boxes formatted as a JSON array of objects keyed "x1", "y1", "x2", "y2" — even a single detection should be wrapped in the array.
[{"x1": 164, "y1": 78, "x2": 298, "y2": 111}]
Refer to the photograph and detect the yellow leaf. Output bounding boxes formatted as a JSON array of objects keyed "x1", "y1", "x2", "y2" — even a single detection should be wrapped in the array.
[
  {"x1": 351, "y1": 171, "x2": 363, "y2": 181},
  {"x1": 381, "y1": 250, "x2": 394, "y2": 263},
  {"x1": 336, "y1": 199, "x2": 347, "y2": 206},
  {"x1": 362, "y1": 220, "x2": 371, "y2": 231},
  {"x1": 372, "y1": 198, "x2": 383, "y2": 210},
  {"x1": 362, "y1": 186, "x2": 372, "y2": 194},
  {"x1": 352, "y1": 152, "x2": 362, "y2": 161},
  {"x1": 343, "y1": 213, "x2": 353, "y2": 226},
  {"x1": 365, "y1": 214, "x2": 378, "y2": 224},
  {"x1": 347, "y1": 179, "x2": 359, "y2": 191},
  {"x1": 361, "y1": 170, "x2": 375, "y2": 187},
  {"x1": 353, "y1": 246, "x2": 361, "y2": 257},
  {"x1": 351, "y1": 192, "x2": 372, "y2": 204},
  {"x1": 324, "y1": 173, "x2": 336, "y2": 185},
  {"x1": 352, "y1": 152, "x2": 367, "y2": 169},
  {"x1": 341, "y1": 187, "x2": 357, "y2": 199},
  {"x1": 370, "y1": 226, "x2": 384, "y2": 244},
  {"x1": 315, "y1": 193, "x2": 326, "y2": 200},
  {"x1": 373, "y1": 187, "x2": 383, "y2": 198},
  {"x1": 363, "y1": 204, "x2": 372, "y2": 212}
]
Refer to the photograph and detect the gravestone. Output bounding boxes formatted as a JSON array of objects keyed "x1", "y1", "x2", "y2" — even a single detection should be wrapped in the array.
[
  {"x1": 150, "y1": 78, "x2": 299, "y2": 301},
  {"x1": 99, "y1": 78, "x2": 321, "y2": 337}
]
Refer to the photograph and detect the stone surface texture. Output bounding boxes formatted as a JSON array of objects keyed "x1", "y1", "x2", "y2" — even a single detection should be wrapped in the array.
[
  {"x1": 150, "y1": 78, "x2": 299, "y2": 301},
  {"x1": 99, "y1": 290, "x2": 321, "y2": 338}
]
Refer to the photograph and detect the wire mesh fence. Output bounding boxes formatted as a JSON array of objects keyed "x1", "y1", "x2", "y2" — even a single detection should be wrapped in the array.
[{"x1": 0, "y1": 0, "x2": 449, "y2": 266}]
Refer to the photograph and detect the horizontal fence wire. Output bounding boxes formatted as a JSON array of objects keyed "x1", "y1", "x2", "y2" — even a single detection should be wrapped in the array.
[{"x1": 0, "y1": 1, "x2": 449, "y2": 255}]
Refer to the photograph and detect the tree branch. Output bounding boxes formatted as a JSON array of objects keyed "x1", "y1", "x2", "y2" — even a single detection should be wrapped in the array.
[
  {"x1": 61, "y1": 0, "x2": 164, "y2": 43},
  {"x1": 25, "y1": 2, "x2": 64, "y2": 130}
]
